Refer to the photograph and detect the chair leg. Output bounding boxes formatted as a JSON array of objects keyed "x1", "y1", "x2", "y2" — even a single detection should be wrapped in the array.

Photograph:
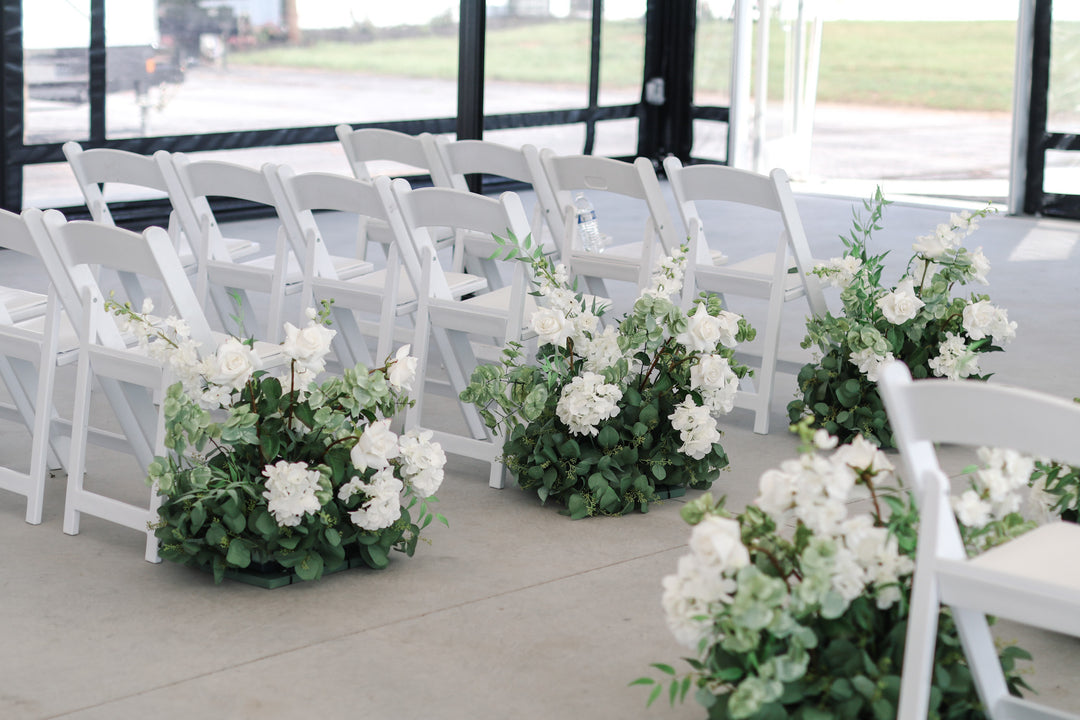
[
  {"x1": 63, "y1": 350, "x2": 95, "y2": 536},
  {"x1": 953, "y1": 607, "x2": 1012, "y2": 714},
  {"x1": 895, "y1": 569, "x2": 941, "y2": 720},
  {"x1": 752, "y1": 286, "x2": 787, "y2": 435},
  {"x1": 25, "y1": 351, "x2": 58, "y2": 525}
]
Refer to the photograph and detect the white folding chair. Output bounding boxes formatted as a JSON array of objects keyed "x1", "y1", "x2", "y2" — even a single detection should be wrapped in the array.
[
  {"x1": 426, "y1": 138, "x2": 560, "y2": 285},
  {"x1": 537, "y1": 150, "x2": 680, "y2": 302},
  {"x1": 32, "y1": 210, "x2": 283, "y2": 562},
  {"x1": 164, "y1": 154, "x2": 371, "y2": 342},
  {"x1": 0, "y1": 209, "x2": 75, "y2": 524},
  {"x1": 878, "y1": 361, "x2": 1080, "y2": 720},
  {"x1": 663, "y1": 158, "x2": 827, "y2": 435},
  {"x1": 386, "y1": 178, "x2": 536, "y2": 489},
  {"x1": 267, "y1": 167, "x2": 487, "y2": 369},
  {"x1": 63, "y1": 141, "x2": 258, "y2": 271},
  {"x1": 335, "y1": 125, "x2": 455, "y2": 261}
]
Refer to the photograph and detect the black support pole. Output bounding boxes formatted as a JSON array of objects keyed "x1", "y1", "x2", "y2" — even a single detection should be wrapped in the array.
[
  {"x1": 637, "y1": 0, "x2": 696, "y2": 165},
  {"x1": 457, "y1": 0, "x2": 485, "y2": 192},
  {"x1": 1024, "y1": 0, "x2": 1052, "y2": 215},
  {"x1": 0, "y1": 0, "x2": 24, "y2": 212},
  {"x1": 89, "y1": 0, "x2": 107, "y2": 143},
  {"x1": 583, "y1": 0, "x2": 603, "y2": 155}
]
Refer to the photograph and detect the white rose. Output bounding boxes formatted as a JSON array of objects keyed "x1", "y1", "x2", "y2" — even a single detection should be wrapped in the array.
[
  {"x1": 912, "y1": 232, "x2": 948, "y2": 258},
  {"x1": 204, "y1": 337, "x2": 259, "y2": 390},
  {"x1": 676, "y1": 304, "x2": 723, "y2": 353},
  {"x1": 756, "y1": 469, "x2": 796, "y2": 519},
  {"x1": 875, "y1": 277, "x2": 925, "y2": 325},
  {"x1": 690, "y1": 354, "x2": 735, "y2": 392},
  {"x1": 388, "y1": 344, "x2": 419, "y2": 392},
  {"x1": 989, "y1": 307, "x2": 1017, "y2": 344},
  {"x1": 962, "y1": 300, "x2": 997, "y2": 340},
  {"x1": 689, "y1": 515, "x2": 750, "y2": 572},
  {"x1": 968, "y1": 246, "x2": 991, "y2": 284},
  {"x1": 350, "y1": 418, "x2": 401, "y2": 471},
  {"x1": 281, "y1": 320, "x2": 335, "y2": 373},
  {"x1": 530, "y1": 307, "x2": 571, "y2": 347}
]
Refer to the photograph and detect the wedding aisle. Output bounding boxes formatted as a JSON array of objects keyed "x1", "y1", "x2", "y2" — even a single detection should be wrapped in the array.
[{"x1": 1, "y1": 190, "x2": 1077, "y2": 719}]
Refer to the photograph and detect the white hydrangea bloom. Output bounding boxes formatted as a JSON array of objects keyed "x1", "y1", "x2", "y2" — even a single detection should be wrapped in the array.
[
  {"x1": 398, "y1": 428, "x2": 447, "y2": 498},
  {"x1": 928, "y1": 332, "x2": 980, "y2": 380},
  {"x1": 668, "y1": 397, "x2": 721, "y2": 459},
  {"x1": 875, "y1": 277, "x2": 925, "y2": 325},
  {"x1": 350, "y1": 418, "x2": 401, "y2": 471},
  {"x1": 262, "y1": 460, "x2": 323, "y2": 527},
  {"x1": 661, "y1": 554, "x2": 736, "y2": 650},
  {"x1": 849, "y1": 347, "x2": 894, "y2": 382},
  {"x1": 640, "y1": 250, "x2": 687, "y2": 300},
  {"x1": 829, "y1": 546, "x2": 867, "y2": 602},
  {"x1": 555, "y1": 371, "x2": 622, "y2": 436},
  {"x1": 581, "y1": 326, "x2": 623, "y2": 373},
  {"x1": 952, "y1": 489, "x2": 993, "y2": 528},
  {"x1": 347, "y1": 466, "x2": 403, "y2": 531}
]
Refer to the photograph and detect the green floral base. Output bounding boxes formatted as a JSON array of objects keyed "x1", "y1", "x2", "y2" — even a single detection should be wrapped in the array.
[
  {"x1": 787, "y1": 354, "x2": 895, "y2": 448},
  {"x1": 205, "y1": 556, "x2": 361, "y2": 589}
]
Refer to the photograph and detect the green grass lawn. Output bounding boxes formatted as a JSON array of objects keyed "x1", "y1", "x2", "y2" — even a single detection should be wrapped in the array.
[{"x1": 229, "y1": 19, "x2": 1018, "y2": 113}]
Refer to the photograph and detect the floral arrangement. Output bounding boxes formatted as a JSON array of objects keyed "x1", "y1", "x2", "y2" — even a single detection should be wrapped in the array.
[
  {"x1": 461, "y1": 235, "x2": 755, "y2": 518},
  {"x1": 635, "y1": 419, "x2": 1034, "y2": 719},
  {"x1": 787, "y1": 191, "x2": 1015, "y2": 447},
  {"x1": 1030, "y1": 460, "x2": 1080, "y2": 523},
  {"x1": 111, "y1": 300, "x2": 447, "y2": 584}
]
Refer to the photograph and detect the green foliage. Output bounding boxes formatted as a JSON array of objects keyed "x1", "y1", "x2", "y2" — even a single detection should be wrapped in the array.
[
  {"x1": 635, "y1": 421, "x2": 1033, "y2": 718},
  {"x1": 788, "y1": 190, "x2": 1007, "y2": 447},
  {"x1": 1030, "y1": 458, "x2": 1080, "y2": 523},
  {"x1": 461, "y1": 233, "x2": 753, "y2": 517},
  {"x1": 149, "y1": 353, "x2": 444, "y2": 585}
]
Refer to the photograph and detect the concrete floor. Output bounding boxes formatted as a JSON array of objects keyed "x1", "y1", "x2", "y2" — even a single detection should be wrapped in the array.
[{"x1": 1, "y1": 187, "x2": 1079, "y2": 719}]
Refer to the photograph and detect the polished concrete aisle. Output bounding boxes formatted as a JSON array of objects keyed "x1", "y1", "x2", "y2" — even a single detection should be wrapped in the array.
[{"x1": 1, "y1": 190, "x2": 1078, "y2": 719}]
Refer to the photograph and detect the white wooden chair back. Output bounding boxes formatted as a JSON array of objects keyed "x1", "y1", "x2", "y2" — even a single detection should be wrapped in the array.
[
  {"x1": 879, "y1": 361, "x2": 1080, "y2": 720},
  {"x1": 429, "y1": 139, "x2": 553, "y2": 241},
  {"x1": 63, "y1": 141, "x2": 174, "y2": 228},
  {"x1": 335, "y1": 125, "x2": 438, "y2": 182},
  {"x1": 33, "y1": 209, "x2": 228, "y2": 562},
  {"x1": 663, "y1": 157, "x2": 826, "y2": 315},
  {"x1": 164, "y1": 153, "x2": 291, "y2": 339},
  {"x1": 387, "y1": 179, "x2": 534, "y2": 489},
  {"x1": 537, "y1": 151, "x2": 678, "y2": 295},
  {"x1": 0, "y1": 209, "x2": 70, "y2": 523},
  {"x1": 662, "y1": 157, "x2": 827, "y2": 434}
]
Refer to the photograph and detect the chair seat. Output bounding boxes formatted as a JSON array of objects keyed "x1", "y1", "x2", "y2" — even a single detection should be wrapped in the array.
[
  {"x1": 346, "y1": 267, "x2": 488, "y2": 305},
  {"x1": 241, "y1": 253, "x2": 374, "y2": 287},
  {"x1": 176, "y1": 237, "x2": 260, "y2": 270},
  {"x1": 968, "y1": 521, "x2": 1080, "y2": 590},
  {"x1": 1, "y1": 287, "x2": 48, "y2": 323},
  {"x1": 13, "y1": 313, "x2": 82, "y2": 360}
]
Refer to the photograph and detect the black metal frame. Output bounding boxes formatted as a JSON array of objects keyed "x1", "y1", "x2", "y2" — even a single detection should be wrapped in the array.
[
  {"x1": 0, "y1": 0, "x2": 725, "y2": 224},
  {"x1": 1024, "y1": 0, "x2": 1080, "y2": 218}
]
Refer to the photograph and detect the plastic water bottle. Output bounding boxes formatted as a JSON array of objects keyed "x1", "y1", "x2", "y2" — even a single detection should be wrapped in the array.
[{"x1": 573, "y1": 192, "x2": 604, "y2": 253}]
